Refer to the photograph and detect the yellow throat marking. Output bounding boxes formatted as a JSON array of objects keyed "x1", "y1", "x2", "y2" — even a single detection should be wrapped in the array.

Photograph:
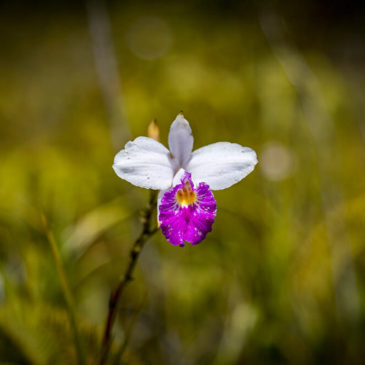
[{"x1": 176, "y1": 180, "x2": 197, "y2": 207}]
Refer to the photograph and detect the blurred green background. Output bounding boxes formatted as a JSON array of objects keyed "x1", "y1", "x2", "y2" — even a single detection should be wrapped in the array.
[{"x1": 0, "y1": 0, "x2": 365, "y2": 364}]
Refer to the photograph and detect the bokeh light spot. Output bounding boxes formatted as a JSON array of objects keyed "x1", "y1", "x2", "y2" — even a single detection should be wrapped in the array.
[{"x1": 260, "y1": 141, "x2": 295, "y2": 181}]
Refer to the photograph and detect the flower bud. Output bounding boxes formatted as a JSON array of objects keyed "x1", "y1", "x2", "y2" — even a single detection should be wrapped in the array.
[{"x1": 147, "y1": 119, "x2": 160, "y2": 141}]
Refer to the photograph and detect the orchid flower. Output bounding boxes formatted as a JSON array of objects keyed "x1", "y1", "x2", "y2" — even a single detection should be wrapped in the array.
[{"x1": 113, "y1": 113, "x2": 258, "y2": 246}]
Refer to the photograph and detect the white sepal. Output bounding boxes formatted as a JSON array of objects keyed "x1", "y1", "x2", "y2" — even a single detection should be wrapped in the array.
[
  {"x1": 168, "y1": 114, "x2": 194, "y2": 170},
  {"x1": 156, "y1": 189, "x2": 167, "y2": 224}
]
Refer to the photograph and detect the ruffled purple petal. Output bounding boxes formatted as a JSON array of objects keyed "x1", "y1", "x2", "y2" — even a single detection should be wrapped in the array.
[{"x1": 158, "y1": 171, "x2": 217, "y2": 246}]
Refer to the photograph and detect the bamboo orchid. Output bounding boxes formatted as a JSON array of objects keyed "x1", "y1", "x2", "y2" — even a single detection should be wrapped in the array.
[{"x1": 113, "y1": 113, "x2": 257, "y2": 246}]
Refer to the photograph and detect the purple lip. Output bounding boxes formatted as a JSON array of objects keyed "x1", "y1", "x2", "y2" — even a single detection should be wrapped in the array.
[{"x1": 158, "y1": 171, "x2": 217, "y2": 246}]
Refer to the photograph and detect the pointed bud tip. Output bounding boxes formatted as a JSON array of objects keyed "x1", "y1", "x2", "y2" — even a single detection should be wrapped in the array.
[
  {"x1": 148, "y1": 119, "x2": 160, "y2": 141},
  {"x1": 178, "y1": 111, "x2": 184, "y2": 117}
]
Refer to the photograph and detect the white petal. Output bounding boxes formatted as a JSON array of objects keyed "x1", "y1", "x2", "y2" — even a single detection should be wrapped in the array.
[
  {"x1": 113, "y1": 137, "x2": 174, "y2": 190},
  {"x1": 168, "y1": 114, "x2": 194, "y2": 170},
  {"x1": 187, "y1": 142, "x2": 258, "y2": 190}
]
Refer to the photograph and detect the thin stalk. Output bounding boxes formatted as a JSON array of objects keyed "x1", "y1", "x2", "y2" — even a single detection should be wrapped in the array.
[
  {"x1": 113, "y1": 293, "x2": 147, "y2": 365},
  {"x1": 99, "y1": 190, "x2": 158, "y2": 365},
  {"x1": 42, "y1": 214, "x2": 86, "y2": 365}
]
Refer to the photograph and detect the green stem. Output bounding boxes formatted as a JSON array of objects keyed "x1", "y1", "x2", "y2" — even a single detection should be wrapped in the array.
[
  {"x1": 98, "y1": 190, "x2": 158, "y2": 365},
  {"x1": 42, "y1": 215, "x2": 86, "y2": 365},
  {"x1": 113, "y1": 293, "x2": 147, "y2": 365}
]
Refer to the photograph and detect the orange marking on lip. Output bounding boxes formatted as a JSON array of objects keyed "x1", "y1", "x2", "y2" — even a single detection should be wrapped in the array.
[{"x1": 176, "y1": 180, "x2": 197, "y2": 207}]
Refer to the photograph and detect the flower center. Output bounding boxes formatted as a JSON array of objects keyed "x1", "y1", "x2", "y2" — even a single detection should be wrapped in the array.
[{"x1": 176, "y1": 180, "x2": 197, "y2": 207}]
